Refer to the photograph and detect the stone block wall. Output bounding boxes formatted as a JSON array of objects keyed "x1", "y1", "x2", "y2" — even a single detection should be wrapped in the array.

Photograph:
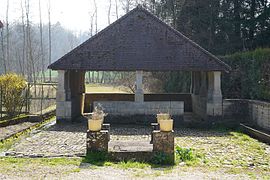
[
  {"x1": 93, "y1": 101, "x2": 184, "y2": 116},
  {"x1": 223, "y1": 99, "x2": 270, "y2": 131},
  {"x1": 84, "y1": 93, "x2": 192, "y2": 113},
  {"x1": 191, "y1": 95, "x2": 207, "y2": 120}
]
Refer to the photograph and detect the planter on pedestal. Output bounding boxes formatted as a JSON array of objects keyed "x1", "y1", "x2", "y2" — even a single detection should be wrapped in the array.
[
  {"x1": 88, "y1": 106, "x2": 106, "y2": 131},
  {"x1": 157, "y1": 113, "x2": 170, "y2": 124}
]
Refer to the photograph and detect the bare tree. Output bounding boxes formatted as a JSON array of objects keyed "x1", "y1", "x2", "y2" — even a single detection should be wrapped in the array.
[
  {"x1": 20, "y1": 0, "x2": 26, "y2": 76},
  {"x1": 108, "y1": 0, "x2": 112, "y2": 25},
  {"x1": 115, "y1": 0, "x2": 119, "y2": 19},
  {"x1": 0, "y1": 20, "x2": 6, "y2": 74},
  {"x1": 25, "y1": 0, "x2": 37, "y2": 94},
  {"x1": 39, "y1": 0, "x2": 45, "y2": 82},
  {"x1": 93, "y1": 0, "x2": 99, "y2": 82},
  {"x1": 121, "y1": 0, "x2": 131, "y2": 13},
  {"x1": 48, "y1": 0, "x2": 52, "y2": 82},
  {"x1": 117, "y1": 72, "x2": 135, "y2": 93},
  {"x1": 25, "y1": 0, "x2": 31, "y2": 81},
  {"x1": 93, "y1": 0, "x2": 98, "y2": 34},
  {"x1": 6, "y1": 0, "x2": 10, "y2": 72}
]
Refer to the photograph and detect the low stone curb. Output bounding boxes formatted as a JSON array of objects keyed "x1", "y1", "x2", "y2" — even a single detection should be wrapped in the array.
[
  {"x1": 240, "y1": 123, "x2": 270, "y2": 144},
  {"x1": 5, "y1": 152, "x2": 85, "y2": 158},
  {"x1": 0, "y1": 116, "x2": 30, "y2": 128},
  {"x1": 0, "y1": 110, "x2": 56, "y2": 143}
]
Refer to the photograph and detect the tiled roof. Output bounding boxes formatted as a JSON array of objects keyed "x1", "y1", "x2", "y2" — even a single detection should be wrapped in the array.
[{"x1": 48, "y1": 6, "x2": 231, "y2": 72}]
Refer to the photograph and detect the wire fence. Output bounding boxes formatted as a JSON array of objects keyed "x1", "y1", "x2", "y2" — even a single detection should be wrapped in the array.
[{"x1": 0, "y1": 82, "x2": 57, "y2": 119}]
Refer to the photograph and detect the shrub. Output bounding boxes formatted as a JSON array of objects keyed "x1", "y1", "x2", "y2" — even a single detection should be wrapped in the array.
[
  {"x1": 0, "y1": 73, "x2": 27, "y2": 117},
  {"x1": 221, "y1": 48, "x2": 270, "y2": 100},
  {"x1": 175, "y1": 145, "x2": 195, "y2": 162}
]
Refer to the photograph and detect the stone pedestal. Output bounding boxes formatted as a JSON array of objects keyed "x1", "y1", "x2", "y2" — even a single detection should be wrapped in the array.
[
  {"x1": 102, "y1": 123, "x2": 110, "y2": 141},
  {"x1": 86, "y1": 130, "x2": 109, "y2": 153},
  {"x1": 150, "y1": 123, "x2": 159, "y2": 144},
  {"x1": 152, "y1": 130, "x2": 174, "y2": 164}
]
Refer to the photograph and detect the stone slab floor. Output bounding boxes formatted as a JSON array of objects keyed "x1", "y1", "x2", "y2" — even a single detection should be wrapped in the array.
[{"x1": 5, "y1": 121, "x2": 153, "y2": 157}]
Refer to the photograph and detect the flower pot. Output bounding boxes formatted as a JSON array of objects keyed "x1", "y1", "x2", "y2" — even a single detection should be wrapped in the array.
[
  {"x1": 157, "y1": 113, "x2": 170, "y2": 124},
  {"x1": 92, "y1": 114, "x2": 104, "y2": 123},
  {"x1": 159, "y1": 119, "x2": 173, "y2": 132},
  {"x1": 88, "y1": 119, "x2": 103, "y2": 131}
]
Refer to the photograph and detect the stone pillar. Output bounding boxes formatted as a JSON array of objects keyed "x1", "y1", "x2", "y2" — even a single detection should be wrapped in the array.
[
  {"x1": 86, "y1": 130, "x2": 109, "y2": 153},
  {"x1": 152, "y1": 130, "x2": 175, "y2": 164},
  {"x1": 192, "y1": 72, "x2": 200, "y2": 95},
  {"x1": 79, "y1": 71, "x2": 86, "y2": 115},
  {"x1": 190, "y1": 71, "x2": 193, "y2": 93},
  {"x1": 199, "y1": 71, "x2": 207, "y2": 97},
  {"x1": 135, "y1": 70, "x2": 144, "y2": 103},
  {"x1": 207, "y1": 71, "x2": 222, "y2": 116},
  {"x1": 69, "y1": 71, "x2": 86, "y2": 121},
  {"x1": 56, "y1": 70, "x2": 72, "y2": 123}
]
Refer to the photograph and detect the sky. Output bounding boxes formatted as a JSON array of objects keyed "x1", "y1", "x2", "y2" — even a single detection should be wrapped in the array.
[{"x1": 0, "y1": 0, "x2": 125, "y2": 34}]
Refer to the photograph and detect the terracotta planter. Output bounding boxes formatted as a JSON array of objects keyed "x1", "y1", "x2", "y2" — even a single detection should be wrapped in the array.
[
  {"x1": 157, "y1": 113, "x2": 170, "y2": 124},
  {"x1": 88, "y1": 119, "x2": 103, "y2": 131},
  {"x1": 159, "y1": 119, "x2": 173, "y2": 132}
]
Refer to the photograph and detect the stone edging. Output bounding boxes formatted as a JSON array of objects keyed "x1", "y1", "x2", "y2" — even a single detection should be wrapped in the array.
[
  {"x1": 0, "y1": 110, "x2": 56, "y2": 143},
  {"x1": 0, "y1": 116, "x2": 30, "y2": 128},
  {"x1": 0, "y1": 110, "x2": 56, "y2": 128}
]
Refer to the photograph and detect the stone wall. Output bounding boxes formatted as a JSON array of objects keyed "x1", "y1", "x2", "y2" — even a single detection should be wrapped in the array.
[
  {"x1": 191, "y1": 94, "x2": 207, "y2": 120},
  {"x1": 93, "y1": 101, "x2": 184, "y2": 116},
  {"x1": 85, "y1": 93, "x2": 192, "y2": 113},
  {"x1": 223, "y1": 99, "x2": 270, "y2": 131}
]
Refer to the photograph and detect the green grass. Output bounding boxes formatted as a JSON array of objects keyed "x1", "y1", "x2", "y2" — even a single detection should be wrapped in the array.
[
  {"x1": 116, "y1": 160, "x2": 150, "y2": 169},
  {"x1": 83, "y1": 151, "x2": 151, "y2": 169},
  {"x1": 0, "y1": 157, "x2": 81, "y2": 167},
  {"x1": 85, "y1": 84, "x2": 129, "y2": 93}
]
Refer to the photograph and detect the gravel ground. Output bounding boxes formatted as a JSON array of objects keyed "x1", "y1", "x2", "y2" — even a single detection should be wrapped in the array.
[{"x1": 0, "y1": 164, "x2": 253, "y2": 179}]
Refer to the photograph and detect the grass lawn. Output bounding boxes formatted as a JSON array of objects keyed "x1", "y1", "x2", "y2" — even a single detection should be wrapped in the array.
[{"x1": 85, "y1": 84, "x2": 130, "y2": 93}]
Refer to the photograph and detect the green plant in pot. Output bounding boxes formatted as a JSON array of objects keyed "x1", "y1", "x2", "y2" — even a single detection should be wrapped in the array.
[{"x1": 88, "y1": 105, "x2": 107, "y2": 131}]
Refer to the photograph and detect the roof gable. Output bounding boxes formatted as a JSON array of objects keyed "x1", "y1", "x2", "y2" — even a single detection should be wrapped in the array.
[{"x1": 48, "y1": 6, "x2": 231, "y2": 72}]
